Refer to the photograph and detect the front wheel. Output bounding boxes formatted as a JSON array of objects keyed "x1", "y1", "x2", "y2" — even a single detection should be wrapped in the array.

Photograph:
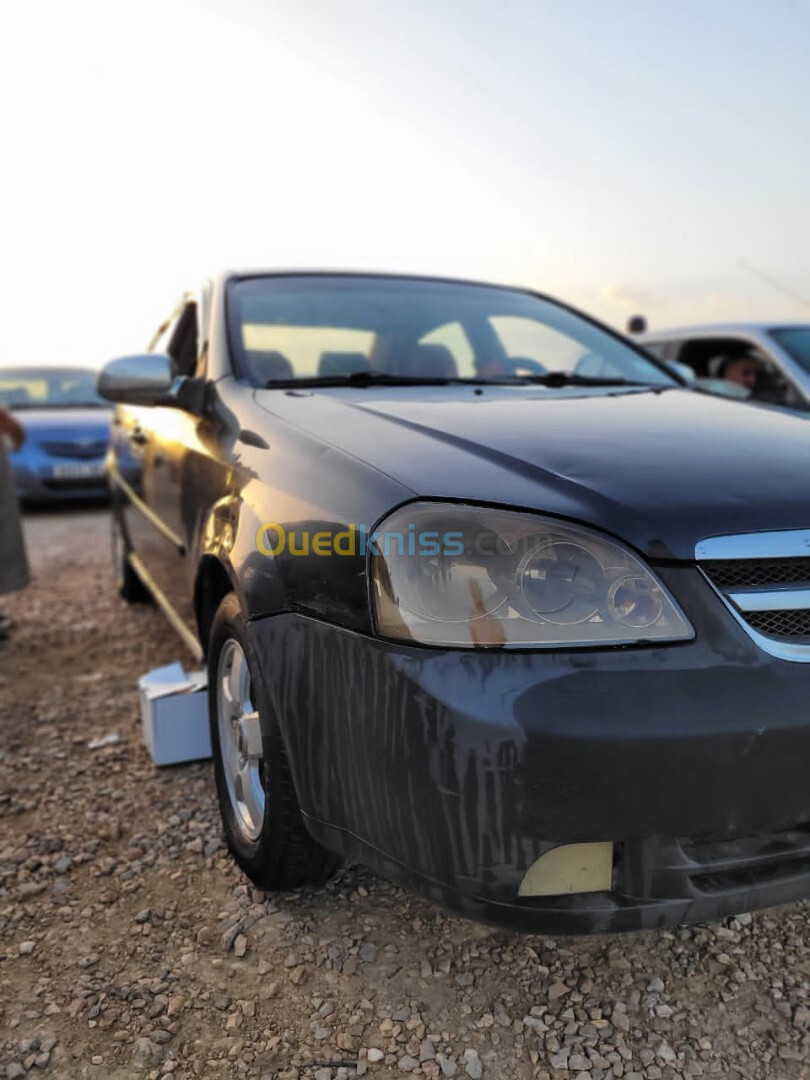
[{"x1": 207, "y1": 593, "x2": 337, "y2": 890}]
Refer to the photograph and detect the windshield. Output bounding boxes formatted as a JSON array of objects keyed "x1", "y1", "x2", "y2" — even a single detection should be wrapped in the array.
[
  {"x1": 227, "y1": 275, "x2": 676, "y2": 389},
  {"x1": 770, "y1": 327, "x2": 810, "y2": 374},
  {"x1": 0, "y1": 369, "x2": 108, "y2": 409}
]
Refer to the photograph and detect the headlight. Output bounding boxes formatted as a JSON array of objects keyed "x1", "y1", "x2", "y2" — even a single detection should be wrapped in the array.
[{"x1": 371, "y1": 503, "x2": 694, "y2": 648}]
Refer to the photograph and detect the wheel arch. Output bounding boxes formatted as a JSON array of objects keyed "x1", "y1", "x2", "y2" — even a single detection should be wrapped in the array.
[{"x1": 194, "y1": 556, "x2": 241, "y2": 654}]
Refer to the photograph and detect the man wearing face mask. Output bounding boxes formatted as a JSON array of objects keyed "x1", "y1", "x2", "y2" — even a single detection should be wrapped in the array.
[{"x1": 0, "y1": 405, "x2": 30, "y2": 640}]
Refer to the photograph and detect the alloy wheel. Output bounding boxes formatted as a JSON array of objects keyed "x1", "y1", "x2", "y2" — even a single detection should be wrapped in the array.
[{"x1": 216, "y1": 639, "x2": 266, "y2": 842}]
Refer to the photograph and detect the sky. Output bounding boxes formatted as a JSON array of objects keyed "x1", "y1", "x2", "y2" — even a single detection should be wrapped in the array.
[{"x1": 1, "y1": 0, "x2": 809, "y2": 367}]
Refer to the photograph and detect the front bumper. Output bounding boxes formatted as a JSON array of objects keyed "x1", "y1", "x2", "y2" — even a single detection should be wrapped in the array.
[{"x1": 249, "y1": 565, "x2": 810, "y2": 933}]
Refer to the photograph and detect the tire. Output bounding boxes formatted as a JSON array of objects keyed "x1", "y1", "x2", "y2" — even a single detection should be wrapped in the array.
[
  {"x1": 207, "y1": 592, "x2": 337, "y2": 890},
  {"x1": 111, "y1": 509, "x2": 150, "y2": 603}
]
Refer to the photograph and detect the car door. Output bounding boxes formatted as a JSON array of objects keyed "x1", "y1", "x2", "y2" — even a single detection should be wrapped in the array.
[
  {"x1": 139, "y1": 298, "x2": 206, "y2": 636},
  {"x1": 116, "y1": 305, "x2": 183, "y2": 591}
]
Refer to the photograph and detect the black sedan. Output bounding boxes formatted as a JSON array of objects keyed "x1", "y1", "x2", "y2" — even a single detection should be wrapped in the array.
[{"x1": 98, "y1": 272, "x2": 810, "y2": 934}]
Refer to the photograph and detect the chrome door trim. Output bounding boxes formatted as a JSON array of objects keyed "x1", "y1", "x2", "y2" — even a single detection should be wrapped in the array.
[{"x1": 128, "y1": 551, "x2": 203, "y2": 662}]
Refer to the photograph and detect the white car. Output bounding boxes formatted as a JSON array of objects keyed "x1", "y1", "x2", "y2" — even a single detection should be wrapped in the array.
[{"x1": 637, "y1": 323, "x2": 810, "y2": 411}]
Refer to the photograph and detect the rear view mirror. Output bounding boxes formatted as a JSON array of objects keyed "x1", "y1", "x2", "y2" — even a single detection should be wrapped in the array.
[{"x1": 97, "y1": 354, "x2": 174, "y2": 406}]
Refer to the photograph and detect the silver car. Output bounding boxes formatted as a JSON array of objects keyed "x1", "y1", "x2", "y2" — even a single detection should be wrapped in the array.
[{"x1": 638, "y1": 323, "x2": 810, "y2": 411}]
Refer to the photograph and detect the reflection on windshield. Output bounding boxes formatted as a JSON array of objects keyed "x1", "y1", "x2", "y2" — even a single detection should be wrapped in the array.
[
  {"x1": 0, "y1": 370, "x2": 107, "y2": 409},
  {"x1": 228, "y1": 276, "x2": 676, "y2": 390}
]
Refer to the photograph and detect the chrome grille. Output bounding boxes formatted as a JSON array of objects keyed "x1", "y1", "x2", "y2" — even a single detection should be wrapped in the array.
[
  {"x1": 746, "y1": 609, "x2": 810, "y2": 640},
  {"x1": 696, "y1": 531, "x2": 810, "y2": 663},
  {"x1": 702, "y1": 557, "x2": 810, "y2": 590}
]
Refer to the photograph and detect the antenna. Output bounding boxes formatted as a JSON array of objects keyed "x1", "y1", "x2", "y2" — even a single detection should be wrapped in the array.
[{"x1": 737, "y1": 259, "x2": 810, "y2": 309}]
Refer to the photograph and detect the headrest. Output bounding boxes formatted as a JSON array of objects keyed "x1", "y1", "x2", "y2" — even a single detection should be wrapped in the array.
[{"x1": 248, "y1": 350, "x2": 294, "y2": 383}]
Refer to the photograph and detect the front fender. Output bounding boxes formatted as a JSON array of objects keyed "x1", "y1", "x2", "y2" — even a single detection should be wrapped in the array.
[{"x1": 197, "y1": 492, "x2": 286, "y2": 622}]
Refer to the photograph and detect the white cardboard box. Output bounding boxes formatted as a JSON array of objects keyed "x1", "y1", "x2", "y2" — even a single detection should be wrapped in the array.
[{"x1": 139, "y1": 662, "x2": 212, "y2": 766}]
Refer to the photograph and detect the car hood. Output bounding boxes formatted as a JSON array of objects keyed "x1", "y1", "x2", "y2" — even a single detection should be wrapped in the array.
[
  {"x1": 255, "y1": 386, "x2": 810, "y2": 560},
  {"x1": 17, "y1": 408, "x2": 111, "y2": 437}
]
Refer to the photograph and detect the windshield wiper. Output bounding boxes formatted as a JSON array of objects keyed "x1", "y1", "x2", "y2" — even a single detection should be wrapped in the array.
[
  {"x1": 263, "y1": 371, "x2": 654, "y2": 390},
  {"x1": 267, "y1": 371, "x2": 475, "y2": 389}
]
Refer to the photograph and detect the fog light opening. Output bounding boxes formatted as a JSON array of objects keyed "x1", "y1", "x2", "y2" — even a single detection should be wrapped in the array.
[{"x1": 518, "y1": 842, "x2": 614, "y2": 898}]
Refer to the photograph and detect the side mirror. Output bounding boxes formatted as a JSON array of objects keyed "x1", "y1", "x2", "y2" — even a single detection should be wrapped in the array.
[
  {"x1": 97, "y1": 354, "x2": 206, "y2": 414},
  {"x1": 664, "y1": 360, "x2": 697, "y2": 386},
  {"x1": 97, "y1": 354, "x2": 174, "y2": 405}
]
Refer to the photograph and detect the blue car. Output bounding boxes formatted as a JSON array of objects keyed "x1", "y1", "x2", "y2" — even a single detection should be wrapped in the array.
[{"x1": 0, "y1": 367, "x2": 112, "y2": 503}]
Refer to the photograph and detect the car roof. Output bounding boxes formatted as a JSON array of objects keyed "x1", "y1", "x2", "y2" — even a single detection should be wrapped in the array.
[
  {"x1": 214, "y1": 268, "x2": 534, "y2": 293},
  {"x1": 640, "y1": 321, "x2": 810, "y2": 340}
]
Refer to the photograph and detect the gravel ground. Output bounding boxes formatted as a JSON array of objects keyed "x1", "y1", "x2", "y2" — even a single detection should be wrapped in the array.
[{"x1": 1, "y1": 508, "x2": 809, "y2": 1080}]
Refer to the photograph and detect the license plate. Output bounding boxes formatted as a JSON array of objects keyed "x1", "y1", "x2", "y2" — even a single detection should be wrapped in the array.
[{"x1": 51, "y1": 462, "x2": 106, "y2": 480}]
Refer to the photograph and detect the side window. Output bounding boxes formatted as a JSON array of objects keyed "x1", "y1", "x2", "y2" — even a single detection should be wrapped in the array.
[
  {"x1": 167, "y1": 303, "x2": 199, "y2": 378},
  {"x1": 676, "y1": 338, "x2": 742, "y2": 379},
  {"x1": 149, "y1": 310, "x2": 181, "y2": 355},
  {"x1": 678, "y1": 337, "x2": 797, "y2": 406},
  {"x1": 148, "y1": 300, "x2": 199, "y2": 378}
]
